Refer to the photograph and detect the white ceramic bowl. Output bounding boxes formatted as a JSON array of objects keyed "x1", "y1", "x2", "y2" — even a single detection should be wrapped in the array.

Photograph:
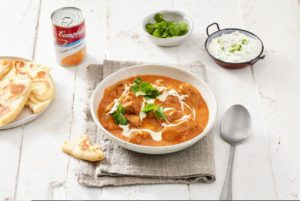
[
  {"x1": 90, "y1": 64, "x2": 217, "y2": 154},
  {"x1": 142, "y1": 10, "x2": 193, "y2": 47}
]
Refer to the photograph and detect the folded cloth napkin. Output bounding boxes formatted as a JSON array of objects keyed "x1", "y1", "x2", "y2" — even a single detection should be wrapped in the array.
[{"x1": 77, "y1": 60, "x2": 215, "y2": 187}]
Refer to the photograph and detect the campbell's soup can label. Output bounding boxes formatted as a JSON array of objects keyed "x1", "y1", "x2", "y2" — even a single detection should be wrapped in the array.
[{"x1": 51, "y1": 7, "x2": 86, "y2": 67}]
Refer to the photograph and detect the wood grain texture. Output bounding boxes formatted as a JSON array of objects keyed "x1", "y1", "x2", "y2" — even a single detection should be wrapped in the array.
[
  {"x1": 0, "y1": 0, "x2": 41, "y2": 200},
  {"x1": 65, "y1": 0, "x2": 107, "y2": 199},
  {"x1": 240, "y1": 0, "x2": 300, "y2": 199},
  {"x1": 173, "y1": 0, "x2": 277, "y2": 199},
  {"x1": 98, "y1": 0, "x2": 190, "y2": 199},
  {"x1": 0, "y1": 0, "x2": 299, "y2": 199},
  {"x1": 15, "y1": 0, "x2": 78, "y2": 199}
]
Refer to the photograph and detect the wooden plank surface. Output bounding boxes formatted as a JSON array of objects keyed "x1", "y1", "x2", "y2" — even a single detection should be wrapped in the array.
[
  {"x1": 98, "y1": 0, "x2": 190, "y2": 199},
  {"x1": 240, "y1": 0, "x2": 300, "y2": 199},
  {"x1": 0, "y1": 0, "x2": 40, "y2": 200},
  {"x1": 172, "y1": 0, "x2": 277, "y2": 199},
  {"x1": 0, "y1": 0, "x2": 299, "y2": 199}
]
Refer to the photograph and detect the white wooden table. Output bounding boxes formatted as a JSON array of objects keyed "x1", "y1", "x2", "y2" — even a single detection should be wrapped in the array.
[{"x1": 1, "y1": 0, "x2": 300, "y2": 199}]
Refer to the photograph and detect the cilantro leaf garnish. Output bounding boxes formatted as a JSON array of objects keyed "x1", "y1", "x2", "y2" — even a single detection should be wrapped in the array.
[
  {"x1": 142, "y1": 103, "x2": 157, "y2": 113},
  {"x1": 142, "y1": 103, "x2": 166, "y2": 120},
  {"x1": 131, "y1": 77, "x2": 142, "y2": 93},
  {"x1": 131, "y1": 77, "x2": 160, "y2": 99},
  {"x1": 229, "y1": 44, "x2": 242, "y2": 53},
  {"x1": 111, "y1": 104, "x2": 128, "y2": 125},
  {"x1": 154, "y1": 106, "x2": 166, "y2": 120}
]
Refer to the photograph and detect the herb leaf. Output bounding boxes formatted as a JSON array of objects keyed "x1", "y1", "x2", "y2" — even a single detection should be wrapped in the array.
[
  {"x1": 142, "y1": 103, "x2": 166, "y2": 120},
  {"x1": 145, "y1": 23, "x2": 156, "y2": 34},
  {"x1": 111, "y1": 104, "x2": 127, "y2": 125},
  {"x1": 131, "y1": 77, "x2": 160, "y2": 99},
  {"x1": 169, "y1": 22, "x2": 188, "y2": 36},
  {"x1": 154, "y1": 13, "x2": 165, "y2": 22},
  {"x1": 229, "y1": 44, "x2": 242, "y2": 53},
  {"x1": 131, "y1": 77, "x2": 142, "y2": 93},
  {"x1": 142, "y1": 103, "x2": 158, "y2": 113},
  {"x1": 242, "y1": 38, "x2": 248, "y2": 45},
  {"x1": 154, "y1": 106, "x2": 166, "y2": 120}
]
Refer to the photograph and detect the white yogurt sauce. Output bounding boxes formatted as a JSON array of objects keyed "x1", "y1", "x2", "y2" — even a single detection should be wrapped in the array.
[
  {"x1": 161, "y1": 114, "x2": 191, "y2": 128},
  {"x1": 120, "y1": 124, "x2": 163, "y2": 141},
  {"x1": 157, "y1": 89, "x2": 188, "y2": 111},
  {"x1": 108, "y1": 99, "x2": 120, "y2": 114},
  {"x1": 208, "y1": 31, "x2": 261, "y2": 63},
  {"x1": 107, "y1": 84, "x2": 132, "y2": 115},
  {"x1": 139, "y1": 98, "x2": 155, "y2": 121},
  {"x1": 119, "y1": 114, "x2": 192, "y2": 141}
]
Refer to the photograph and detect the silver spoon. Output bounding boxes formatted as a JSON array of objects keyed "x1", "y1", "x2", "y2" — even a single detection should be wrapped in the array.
[{"x1": 219, "y1": 104, "x2": 252, "y2": 200}]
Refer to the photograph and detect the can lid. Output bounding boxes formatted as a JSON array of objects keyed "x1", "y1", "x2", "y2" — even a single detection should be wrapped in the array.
[{"x1": 51, "y1": 7, "x2": 84, "y2": 27}]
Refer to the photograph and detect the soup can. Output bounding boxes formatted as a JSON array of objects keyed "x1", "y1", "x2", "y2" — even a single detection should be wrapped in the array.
[{"x1": 51, "y1": 7, "x2": 87, "y2": 67}]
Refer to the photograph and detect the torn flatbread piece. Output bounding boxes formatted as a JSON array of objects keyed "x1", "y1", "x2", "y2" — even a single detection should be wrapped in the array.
[{"x1": 62, "y1": 135, "x2": 105, "y2": 162}]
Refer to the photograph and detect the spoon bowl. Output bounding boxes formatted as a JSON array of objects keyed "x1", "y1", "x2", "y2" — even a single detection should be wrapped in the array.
[{"x1": 221, "y1": 104, "x2": 252, "y2": 144}]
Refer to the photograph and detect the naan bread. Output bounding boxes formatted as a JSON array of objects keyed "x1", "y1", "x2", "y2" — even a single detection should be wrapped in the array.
[
  {"x1": 25, "y1": 67, "x2": 55, "y2": 113},
  {"x1": 0, "y1": 58, "x2": 55, "y2": 127},
  {"x1": 0, "y1": 68, "x2": 32, "y2": 126},
  {"x1": 62, "y1": 135, "x2": 105, "y2": 162},
  {"x1": 14, "y1": 60, "x2": 55, "y2": 113},
  {"x1": 0, "y1": 59, "x2": 14, "y2": 80}
]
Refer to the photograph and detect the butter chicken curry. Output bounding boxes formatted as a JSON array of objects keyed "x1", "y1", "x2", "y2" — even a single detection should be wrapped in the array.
[{"x1": 97, "y1": 75, "x2": 209, "y2": 146}]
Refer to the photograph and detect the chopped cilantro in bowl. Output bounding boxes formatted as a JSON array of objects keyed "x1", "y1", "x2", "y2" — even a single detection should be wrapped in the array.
[
  {"x1": 145, "y1": 13, "x2": 189, "y2": 38},
  {"x1": 142, "y1": 11, "x2": 193, "y2": 46}
]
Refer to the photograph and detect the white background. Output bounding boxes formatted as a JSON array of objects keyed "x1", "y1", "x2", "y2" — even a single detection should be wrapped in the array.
[{"x1": 0, "y1": 0, "x2": 299, "y2": 200}]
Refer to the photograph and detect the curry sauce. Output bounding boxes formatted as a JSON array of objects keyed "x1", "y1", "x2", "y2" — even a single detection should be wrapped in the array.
[{"x1": 97, "y1": 75, "x2": 209, "y2": 146}]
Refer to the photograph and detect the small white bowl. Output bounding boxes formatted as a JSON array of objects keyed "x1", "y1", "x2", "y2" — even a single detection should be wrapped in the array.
[
  {"x1": 90, "y1": 64, "x2": 217, "y2": 154},
  {"x1": 142, "y1": 10, "x2": 193, "y2": 47}
]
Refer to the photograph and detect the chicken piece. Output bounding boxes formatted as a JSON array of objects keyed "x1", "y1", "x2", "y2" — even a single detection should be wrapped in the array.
[
  {"x1": 101, "y1": 115, "x2": 121, "y2": 131},
  {"x1": 104, "y1": 83, "x2": 125, "y2": 99},
  {"x1": 165, "y1": 109, "x2": 184, "y2": 122},
  {"x1": 129, "y1": 130, "x2": 152, "y2": 145},
  {"x1": 142, "y1": 118, "x2": 163, "y2": 131},
  {"x1": 120, "y1": 91, "x2": 142, "y2": 114},
  {"x1": 115, "y1": 83, "x2": 125, "y2": 96},
  {"x1": 153, "y1": 79, "x2": 164, "y2": 86},
  {"x1": 124, "y1": 114, "x2": 142, "y2": 127},
  {"x1": 163, "y1": 96, "x2": 181, "y2": 111},
  {"x1": 178, "y1": 83, "x2": 201, "y2": 106},
  {"x1": 162, "y1": 120, "x2": 198, "y2": 142}
]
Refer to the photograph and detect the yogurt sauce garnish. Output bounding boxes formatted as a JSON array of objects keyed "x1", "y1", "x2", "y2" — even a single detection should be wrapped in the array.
[
  {"x1": 120, "y1": 114, "x2": 192, "y2": 141},
  {"x1": 208, "y1": 31, "x2": 261, "y2": 63}
]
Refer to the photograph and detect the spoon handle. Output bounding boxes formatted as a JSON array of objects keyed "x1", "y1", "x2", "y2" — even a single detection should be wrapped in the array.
[{"x1": 220, "y1": 145, "x2": 236, "y2": 200}]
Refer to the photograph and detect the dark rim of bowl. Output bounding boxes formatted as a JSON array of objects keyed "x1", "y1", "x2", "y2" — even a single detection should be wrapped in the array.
[{"x1": 204, "y1": 27, "x2": 265, "y2": 65}]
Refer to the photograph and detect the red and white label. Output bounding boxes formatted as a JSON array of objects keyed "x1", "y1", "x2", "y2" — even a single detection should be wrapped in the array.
[{"x1": 52, "y1": 22, "x2": 85, "y2": 46}]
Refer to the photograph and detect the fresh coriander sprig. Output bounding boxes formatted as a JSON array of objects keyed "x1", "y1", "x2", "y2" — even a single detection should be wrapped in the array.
[
  {"x1": 111, "y1": 104, "x2": 128, "y2": 125},
  {"x1": 142, "y1": 103, "x2": 166, "y2": 120},
  {"x1": 131, "y1": 77, "x2": 160, "y2": 99}
]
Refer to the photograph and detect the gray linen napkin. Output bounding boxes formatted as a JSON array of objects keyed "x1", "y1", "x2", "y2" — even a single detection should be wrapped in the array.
[{"x1": 77, "y1": 60, "x2": 215, "y2": 187}]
